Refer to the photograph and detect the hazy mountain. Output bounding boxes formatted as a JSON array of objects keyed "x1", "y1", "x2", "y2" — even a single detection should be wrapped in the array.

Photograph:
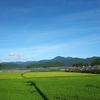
[
  {"x1": 1, "y1": 63, "x2": 23, "y2": 69},
  {"x1": 0, "y1": 56, "x2": 100, "y2": 68},
  {"x1": 51, "y1": 56, "x2": 67, "y2": 62}
]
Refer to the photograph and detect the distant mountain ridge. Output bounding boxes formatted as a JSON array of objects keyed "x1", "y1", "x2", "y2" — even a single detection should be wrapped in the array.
[{"x1": 0, "y1": 56, "x2": 100, "y2": 68}]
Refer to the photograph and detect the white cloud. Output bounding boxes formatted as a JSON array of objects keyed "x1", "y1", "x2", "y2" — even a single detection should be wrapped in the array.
[
  {"x1": 9, "y1": 53, "x2": 15, "y2": 56},
  {"x1": 0, "y1": 33, "x2": 99, "y2": 62}
]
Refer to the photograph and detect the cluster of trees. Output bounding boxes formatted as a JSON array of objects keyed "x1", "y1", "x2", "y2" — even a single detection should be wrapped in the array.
[
  {"x1": 81, "y1": 69, "x2": 100, "y2": 74},
  {"x1": 72, "y1": 63, "x2": 88, "y2": 67},
  {"x1": 71, "y1": 58, "x2": 100, "y2": 74},
  {"x1": 26, "y1": 62, "x2": 66, "y2": 68},
  {"x1": 91, "y1": 58, "x2": 100, "y2": 66},
  {"x1": 0, "y1": 64, "x2": 3, "y2": 69},
  {"x1": 72, "y1": 58, "x2": 100, "y2": 67}
]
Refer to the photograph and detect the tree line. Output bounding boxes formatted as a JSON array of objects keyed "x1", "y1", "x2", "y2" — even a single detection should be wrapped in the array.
[{"x1": 72, "y1": 58, "x2": 100, "y2": 67}]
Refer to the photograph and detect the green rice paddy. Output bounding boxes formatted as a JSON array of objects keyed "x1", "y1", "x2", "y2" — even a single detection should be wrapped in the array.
[{"x1": 0, "y1": 71, "x2": 100, "y2": 100}]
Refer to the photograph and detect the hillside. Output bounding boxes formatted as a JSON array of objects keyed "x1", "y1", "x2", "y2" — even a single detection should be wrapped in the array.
[{"x1": 0, "y1": 56, "x2": 100, "y2": 69}]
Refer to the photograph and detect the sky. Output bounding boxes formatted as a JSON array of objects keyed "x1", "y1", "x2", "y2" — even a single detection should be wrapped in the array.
[{"x1": 0, "y1": 0, "x2": 100, "y2": 62}]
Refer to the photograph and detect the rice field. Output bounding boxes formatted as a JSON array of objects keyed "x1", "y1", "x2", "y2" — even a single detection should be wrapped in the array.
[
  {"x1": 0, "y1": 71, "x2": 100, "y2": 100},
  {"x1": 23, "y1": 71, "x2": 97, "y2": 78},
  {"x1": 0, "y1": 72, "x2": 23, "y2": 79}
]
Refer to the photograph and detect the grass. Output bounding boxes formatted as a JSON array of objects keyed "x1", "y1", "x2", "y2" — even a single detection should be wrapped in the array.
[
  {"x1": 0, "y1": 71, "x2": 100, "y2": 100},
  {"x1": 0, "y1": 79, "x2": 42, "y2": 100},
  {"x1": 23, "y1": 72, "x2": 97, "y2": 78},
  {"x1": 31, "y1": 76, "x2": 100, "y2": 100},
  {"x1": 0, "y1": 72, "x2": 23, "y2": 79},
  {"x1": 0, "y1": 72, "x2": 97, "y2": 79}
]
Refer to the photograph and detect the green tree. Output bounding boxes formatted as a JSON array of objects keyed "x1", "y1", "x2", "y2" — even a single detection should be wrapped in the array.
[
  {"x1": 91, "y1": 58, "x2": 100, "y2": 66},
  {"x1": 72, "y1": 63, "x2": 88, "y2": 67},
  {"x1": 0, "y1": 64, "x2": 3, "y2": 69}
]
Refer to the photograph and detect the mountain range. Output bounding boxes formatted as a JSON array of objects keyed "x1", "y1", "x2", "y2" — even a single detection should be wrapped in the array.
[{"x1": 0, "y1": 56, "x2": 100, "y2": 68}]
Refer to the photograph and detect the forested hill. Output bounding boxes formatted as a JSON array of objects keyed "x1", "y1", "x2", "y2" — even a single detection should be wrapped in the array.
[
  {"x1": 26, "y1": 56, "x2": 100, "y2": 68},
  {"x1": 0, "y1": 56, "x2": 100, "y2": 69},
  {"x1": 51, "y1": 56, "x2": 99, "y2": 65}
]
